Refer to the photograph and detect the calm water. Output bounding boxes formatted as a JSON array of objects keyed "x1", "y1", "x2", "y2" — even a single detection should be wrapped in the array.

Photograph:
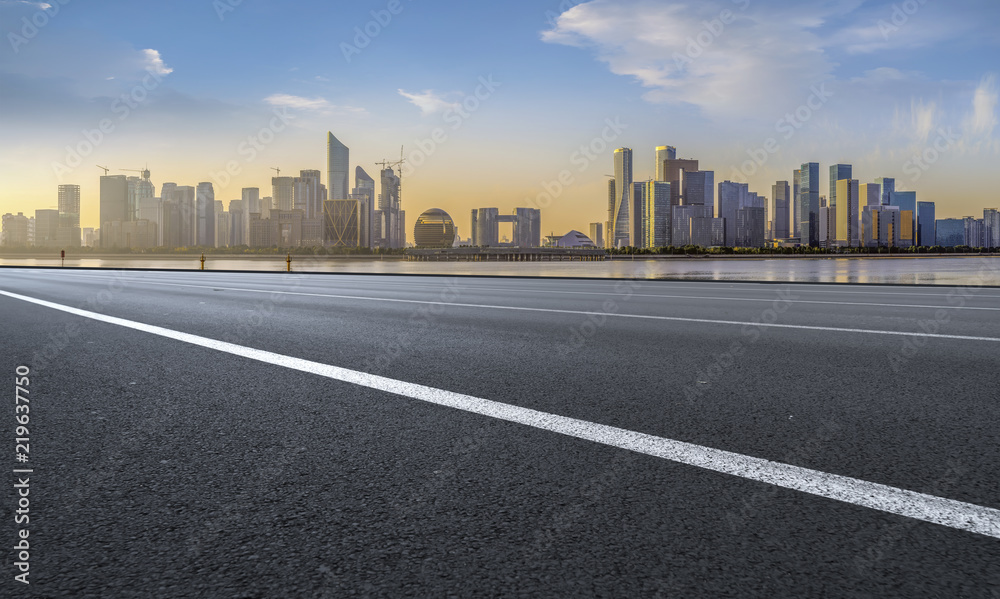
[{"x1": 2, "y1": 255, "x2": 999, "y2": 286}]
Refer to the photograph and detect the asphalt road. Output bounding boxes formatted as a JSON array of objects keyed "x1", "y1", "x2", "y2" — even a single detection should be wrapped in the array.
[{"x1": 1, "y1": 268, "x2": 998, "y2": 598}]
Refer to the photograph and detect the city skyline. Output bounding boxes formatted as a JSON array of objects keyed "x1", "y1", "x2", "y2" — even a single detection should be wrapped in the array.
[{"x1": 1, "y1": 0, "x2": 998, "y2": 234}]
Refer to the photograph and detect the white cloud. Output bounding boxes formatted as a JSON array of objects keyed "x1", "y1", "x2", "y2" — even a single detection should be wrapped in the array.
[
  {"x1": 141, "y1": 49, "x2": 173, "y2": 76},
  {"x1": 967, "y1": 75, "x2": 998, "y2": 137},
  {"x1": 263, "y1": 93, "x2": 367, "y2": 116},
  {"x1": 397, "y1": 89, "x2": 459, "y2": 115},
  {"x1": 541, "y1": 0, "x2": 833, "y2": 118}
]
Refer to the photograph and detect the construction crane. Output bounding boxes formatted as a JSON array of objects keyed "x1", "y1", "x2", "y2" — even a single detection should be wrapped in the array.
[
  {"x1": 270, "y1": 167, "x2": 281, "y2": 178},
  {"x1": 375, "y1": 145, "x2": 406, "y2": 197},
  {"x1": 121, "y1": 167, "x2": 151, "y2": 180},
  {"x1": 96, "y1": 165, "x2": 110, "y2": 175}
]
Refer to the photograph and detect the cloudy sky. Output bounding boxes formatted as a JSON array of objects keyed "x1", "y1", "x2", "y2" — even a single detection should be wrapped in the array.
[{"x1": 1, "y1": 0, "x2": 997, "y2": 234}]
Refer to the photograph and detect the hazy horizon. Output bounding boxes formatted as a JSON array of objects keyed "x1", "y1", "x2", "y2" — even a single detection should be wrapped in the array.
[{"x1": 2, "y1": 0, "x2": 998, "y2": 234}]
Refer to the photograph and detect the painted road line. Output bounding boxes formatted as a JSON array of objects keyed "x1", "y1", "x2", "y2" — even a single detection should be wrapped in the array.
[
  {"x1": 15, "y1": 276, "x2": 1000, "y2": 343},
  {"x1": 1, "y1": 287, "x2": 998, "y2": 539}
]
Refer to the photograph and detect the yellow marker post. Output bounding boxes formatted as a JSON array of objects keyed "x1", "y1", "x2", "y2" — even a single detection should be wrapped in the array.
[
  {"x1": 286, "y1": 254, "x2": 292, "y2": 272},
  {"x1": 200, "y1": 254, "x2": 205, "y2": 271}
]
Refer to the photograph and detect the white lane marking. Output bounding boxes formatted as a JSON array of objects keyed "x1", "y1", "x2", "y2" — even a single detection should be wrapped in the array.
[
  {"x1": 21, "y1": 269, "x2": 1000, "y2": 301},
  {"x1": 13, "y1": 276, "x2": 1000, "y2": 343},
  {"x1": 2, "y1": 287, "x2": 998, "y2": 540}
]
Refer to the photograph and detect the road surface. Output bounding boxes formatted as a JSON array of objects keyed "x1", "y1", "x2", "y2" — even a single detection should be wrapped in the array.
[{"x1": 1, "y1": 268, "x2": 998, "y2": 598}]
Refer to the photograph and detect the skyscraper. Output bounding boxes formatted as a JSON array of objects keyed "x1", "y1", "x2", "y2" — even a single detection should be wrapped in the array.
[
  {"x1": 798, "y1": 163, "x2": 820, "y2": 246},
  {"x1": 876, "y1": 177, "x2": 895, "y2": 206},
  {"x1": 606, "y1": 178, "x2": 615, "y2": 248},
  {"x1": 631, "y1": 181, "x2": 645, "y2": 247},
  {"x1": 718, "y1": 181, "x2": 747, "y2": 246},
  {"x1": 380, "y1": 167, "x2": 402, "y2": 248},
  {"x1": 513, "y1": 207, "x2": 541, "y2": 248},
  {"x1": 612, "y1": 147, "x2": 632, "y2": 248},
  {"x1": 829, "y1": 164, "x2": 852, "y2": 210},
  {"x1": 196, "y1": 182, "x2": 216, "y2": 247},
  {"x1": 654, "y1": 145, "x2": 676, "y2": 181},
  {"x1": 271, "y1": 177, "x2": 295, "y2": 211},
  {"x1": 642, "y1": 180, "x2": 671, "y2": 248},
  {"x1": 917, "y1": 202, "x2": 936, "y2": 247},
  {"x1": 681, "y1": 170, "x2": 714, "y2": 208},
  {"x1": 835, "y1": 179, "x2": 859, "y2": 247},
  {"x1": 58, "y1": 184, "x2": 81, "y2": 228},
  {"x1": 229, "y1": 199, "x2": 245, "y2": 246},
  {"x1": 240, "y1": 188, "x2": 260, "y2": 246},
  {"x1": 663, "y1": 157, "x2": 699, "y2": 206},
  {"x1": 327, "y1": 132, "x2": 350, "y2": 200},
  {"x1": 295, "y1": 169, "x2": 323, "y2": 219},
  {"x1": 792, "y1": 169, "x2": 802, "y2": 238},
  {"x1": 99, "y1": 175, "x2": 128, "y2": 248},
  {"x1": 353, "y1": 166, "x2": 376, "y2": 248},
  {"x1": 772, "y1": 181, "x2": 791, "y2": 239},
  {"x1": 589, "y1": 223, "x2": 604, "y2": 249}
]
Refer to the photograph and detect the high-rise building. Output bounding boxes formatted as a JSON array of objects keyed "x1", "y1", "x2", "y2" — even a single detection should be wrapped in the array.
[
  {"x1": 663, "y1": 157, "x2": 699, "y2": 206},
  {"x1": 642, "y1": 180, "x2": 671, "y2": 248},
  {"x1": 196, "y1": 182, "x2": 216, "y2": 247},
  {"x1": 136, "y1": 197, "x2": 162, "y2": 246},
  {"x1": 229, "y1": 199, "x2": 245, "y2": 246},
  {"x1": 834, "y1": 179, "x2": 859, "y2": 247},
  {"x1": 792, "y1": 168, "x2": 802, "y2": 238},
  {"x1": 982, "y1": 208, "x2": 999, "y2": 248},
  {"x1": 631, "y1": 181, "x2": 645, "y2": 247},
  {"x1": 324, "y1": 199, "x2": 360, "y2": 247},
  {"x1": 241, "y1": 187, "x2": 260, "y2": 246},
  {"x1": 58, "y1": 184, "x2": 81, "y2": 228},
  {"x1": 471, "y1": 208, "x2": 499, "y2": 247},
  {"x1": 606, "y1": 178, "x2": 615, "y2": 248},
  {"x1": 876, "y1": 177, "x2": 895, "y2": 206},
  {"x1": 798, "y1": 163, "x2": 820, "y2": 246},
  {"x1": 772, "y1": 181, "x2": 791, "y2": 239},
  {"x1": 327, "y1": 132, "x2": 350, "y2": 201},
  {"x1": 295, "y1": 170, "x2": 324, "y2": 219},
  {"x1": 380, "y1": 167, "x2": 403, "y2": 248},
  {"x1": 736, "y1": 207, "x2": 766, "y2": 248},
  {"x1": 889, "y1": 190, "x2": 916, "y2": 242},
  {"x1": 272, "y1": 176, "x2": 295, "y2": 211},
  {"x1": 589, "y1": 223, "x2": 604, "y2": 249},
  {"x1": 99, "y1": 175, "x2": 129, "y2": 248},
  {"x1": 126, "y1": 170, "x2": 155, "y2": 220},
  {"x1": 33, "y1": 209, "x2": 60, "y2": 247},
  {"x1": 611, "y1": 147, "x2": 633, "y2": 248},
  {"x1": 1, "y1": 213, "x2": 30, "y2": 247},
  {"x1": 353, "y1": 166, "x2": 376, "y2": 248},
  {"x1": 681, "y1": 170, "x2": 714, "y2": 208},
  {"x1": 718, "y1": 181, "x2": 747, "y2": 246},
  {"x1": 829, "y1": 164, "x2": 852, "y2": 210},
  {"x1": 916, "y1": 202, "x2": 936, "y2": 247},
  {"x1": 513, "y1": 207, "x2": 541, "y2": 248},
  {"x1": 654, "y1": 145, "x2": 676, "y2": 182}
]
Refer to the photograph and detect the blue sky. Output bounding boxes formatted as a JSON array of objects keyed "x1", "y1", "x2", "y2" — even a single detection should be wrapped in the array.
[{"x1": 1, "y1": 0, "x2": 998, "y2": 232}]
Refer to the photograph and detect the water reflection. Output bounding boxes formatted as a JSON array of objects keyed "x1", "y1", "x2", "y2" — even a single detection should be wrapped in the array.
[{"x1": 1, "y1": 256, "x2": 998, "y2": 286}]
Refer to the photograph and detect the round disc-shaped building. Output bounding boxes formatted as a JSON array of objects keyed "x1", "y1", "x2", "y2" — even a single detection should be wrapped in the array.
[{"x1": 413, "y1": 208, "x2": 456, "y2": 247}]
